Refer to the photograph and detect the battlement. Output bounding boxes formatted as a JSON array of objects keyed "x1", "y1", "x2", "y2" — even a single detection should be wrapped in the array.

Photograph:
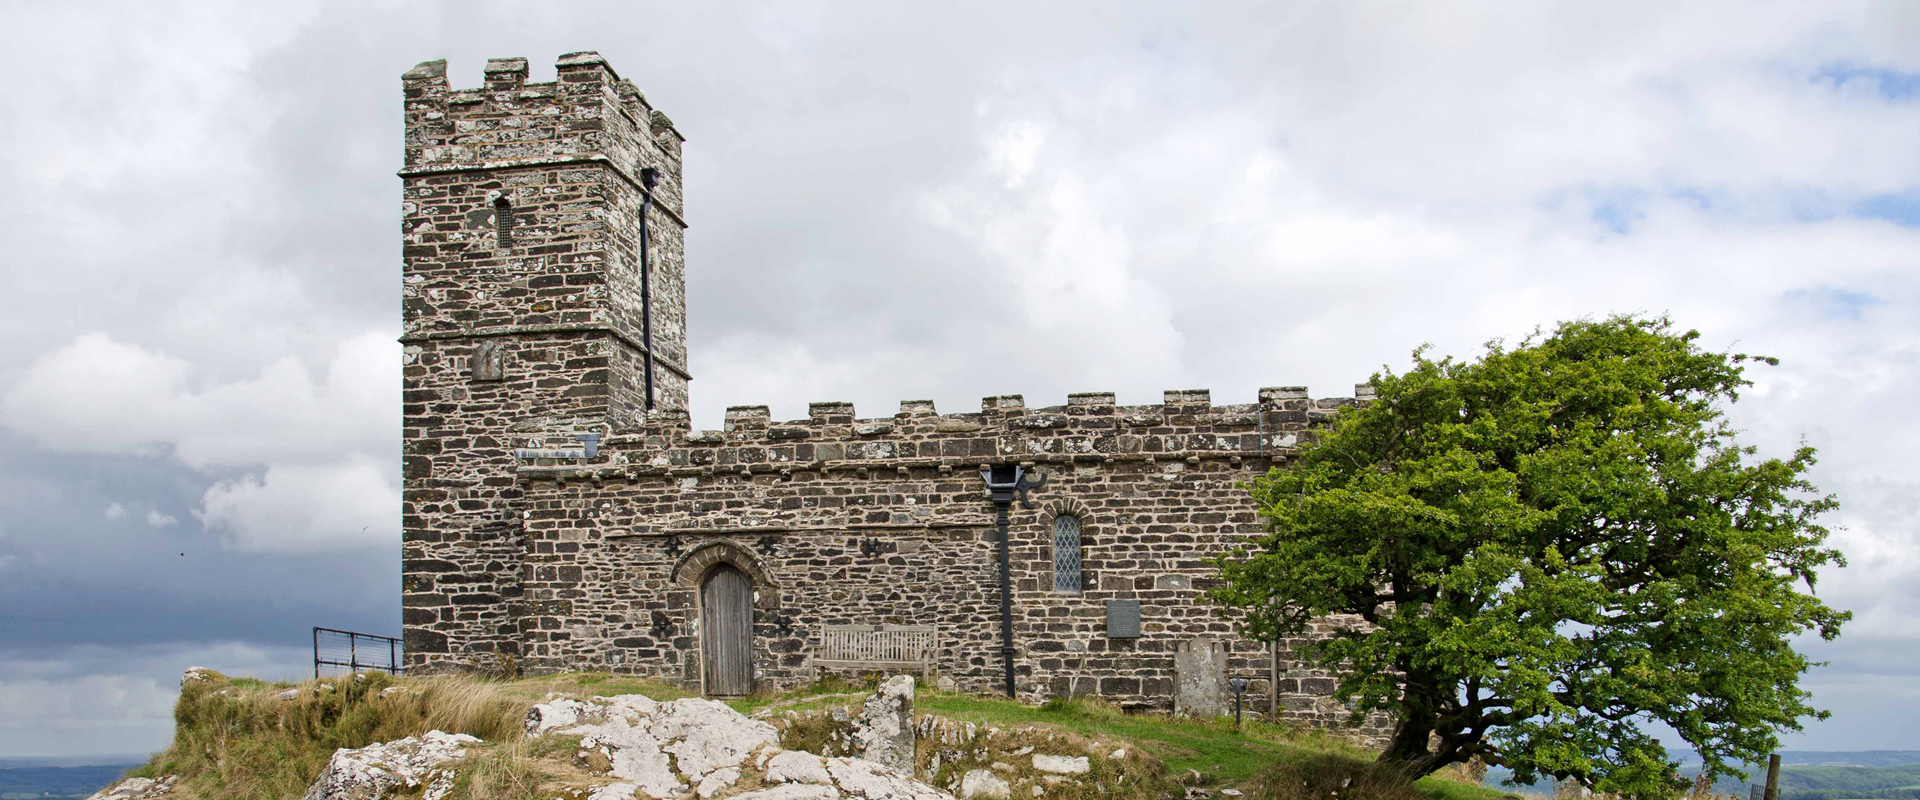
[
  {"x1": 510, "y1": 385, "x2": 1374, "y2": 479},
  {"x1": 400, "y1": 52, "x2": 684, "y2": 224}
]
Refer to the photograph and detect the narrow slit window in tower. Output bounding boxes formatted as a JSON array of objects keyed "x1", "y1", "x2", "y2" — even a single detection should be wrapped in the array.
[
  {"x1": 494, "y1": 196, "x2": 514, "y2": 249},
  {"x1": 1053, "y1": 515, "x2": 1082, "y2": 593}
]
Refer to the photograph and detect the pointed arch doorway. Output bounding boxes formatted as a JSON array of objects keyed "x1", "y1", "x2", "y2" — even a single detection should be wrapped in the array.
[{"x1": 700, "y1": 564, "x2": 754, "y2": 696}]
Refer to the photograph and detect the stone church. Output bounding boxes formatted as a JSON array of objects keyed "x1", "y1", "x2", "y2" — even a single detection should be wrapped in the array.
[{"x1": 399, "y1": 52, "x2": 1373, "y2": 733}]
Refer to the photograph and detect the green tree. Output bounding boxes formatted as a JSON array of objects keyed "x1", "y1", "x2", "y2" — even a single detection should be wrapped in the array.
[{"x1": 1209, "y1": 316, "x2": 1847, "y2": 798}]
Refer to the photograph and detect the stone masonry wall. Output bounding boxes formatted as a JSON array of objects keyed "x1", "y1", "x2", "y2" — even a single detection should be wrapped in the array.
[
  {"x1": 400, "y1": 53, "x2": 691, "y2": 665},
  {"x1": 491, "y1": 388, "x2": 1386, "y2": 737}
]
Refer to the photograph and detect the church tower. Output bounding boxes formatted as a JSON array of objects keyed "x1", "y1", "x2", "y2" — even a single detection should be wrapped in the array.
[{"x1": 397, "y1": 52, "x2": 687, "y2": 668}]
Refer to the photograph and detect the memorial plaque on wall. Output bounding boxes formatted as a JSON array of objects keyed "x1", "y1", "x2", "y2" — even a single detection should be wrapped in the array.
[{"x1": 1106, "y1": 600, "x2": 1142, "y2": 638}]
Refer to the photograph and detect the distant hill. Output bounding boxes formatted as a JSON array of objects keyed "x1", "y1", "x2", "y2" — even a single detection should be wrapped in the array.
[
  {"x1": 1486, "y1": 751, "x2": 1920, "y2": 798},
  {"x1": 1771, "y1": 753, "x2": 1920, "y2": 769}
]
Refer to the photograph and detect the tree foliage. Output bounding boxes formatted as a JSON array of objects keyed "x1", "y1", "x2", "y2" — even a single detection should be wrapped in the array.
[{"x1": 1209, "y1": 316, "x2": 1848, "y2": 798}]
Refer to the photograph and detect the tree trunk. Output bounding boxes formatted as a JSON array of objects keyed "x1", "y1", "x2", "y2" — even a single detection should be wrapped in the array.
[{"x1": 1374, "y1": 679, "x2": 1458, "y2": 779}]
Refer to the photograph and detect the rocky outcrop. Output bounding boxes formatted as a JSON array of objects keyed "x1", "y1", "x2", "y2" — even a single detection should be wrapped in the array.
[
  {"x1": 853, "y1": 675, "x2": 916, "y2": 773},
  {"x1": 765, "y1": 701, "x2": 1163, "y2": 800},
  {"x1": 526, "y1": 693, "x2": 956, "y2": 800},
  {"x1": 84, "y1": 776, "x2": 176, "y2": 800},
  {"x1": 301, "y1": 730, "x2": 479, "y2": 800}
]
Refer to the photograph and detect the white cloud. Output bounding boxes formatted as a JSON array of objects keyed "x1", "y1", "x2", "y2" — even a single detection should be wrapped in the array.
[
  {"x1": 197, "y1": 459, "x2": 398, "y2": 553},
  {"x1": 103, "y1": 502, "x2": 127, "y2": 521},
  {"x1": 0, "y1": 675, "x2": 175, "y2": 733},
  {"x1": 0, "y1": 330, "x2": 400, "y2": 553},
  {"x1": 0, "y1": 640, "x2": 310, "y2": 757}
]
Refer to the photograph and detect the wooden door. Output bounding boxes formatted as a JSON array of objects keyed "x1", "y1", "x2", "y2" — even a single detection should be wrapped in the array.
[{"x1": 700, "y1": 564, "x2": 754, "y2": 696}]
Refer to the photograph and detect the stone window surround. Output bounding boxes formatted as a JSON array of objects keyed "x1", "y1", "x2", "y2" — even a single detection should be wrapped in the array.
[{"x1": 1036, "y1": 498, "x2": 1094, "y2": 595}]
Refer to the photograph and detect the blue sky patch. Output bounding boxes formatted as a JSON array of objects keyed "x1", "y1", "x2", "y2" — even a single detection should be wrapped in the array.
[
  {"x1": 1855, "y1": 190, "x2": 1920, "y2": 228},
  {"x1": 1814, "y1": 63, "x2": 1920, "y2": 101},
  {"x1": 1783, "y1": 286, "x2": 1884, "y2": 322}
]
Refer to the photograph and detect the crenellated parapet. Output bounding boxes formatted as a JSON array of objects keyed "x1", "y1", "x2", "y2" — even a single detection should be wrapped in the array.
[
  {"x1": 400, "y1": 52, "x2": 685, "y2": 224},
  {"x1": 510, "y1": 386, "x2": 1372, "y2": 481}
]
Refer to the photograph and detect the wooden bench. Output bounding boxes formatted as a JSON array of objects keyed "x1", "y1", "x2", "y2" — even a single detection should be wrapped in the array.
[{"x1": 814, "y1": 624, "x2": 938, "y2": 678}]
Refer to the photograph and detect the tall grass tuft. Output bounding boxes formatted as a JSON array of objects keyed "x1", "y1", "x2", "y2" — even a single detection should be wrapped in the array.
[{"x1": 133, "y1": 671, "x2": 529, "y2": 800}]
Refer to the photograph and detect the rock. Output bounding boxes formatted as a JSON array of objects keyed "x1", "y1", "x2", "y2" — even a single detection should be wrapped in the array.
[
  {"x1": 765, "y1": 751, "x2": 834, "y2": 785},
  {"x1": 1030, "y1": 787, "x2": 1044, "y2": 797},
  {"x1": 853, "y1": 675, "x2": 916, "y2": 774},
  {"x1": 696, "y1": 766, "x2": 741, "y2": 798},
  {"x1": 824, "y1": 756, "x2": 951, "y2": 800},
  {"x1": 86, "y1": 776, "x2": 177, "y2": 800},
  {"x1": 527, "y1": 692, "x2": 955, "y2": 800},
  {"x1": 959, "y1": 770, "x2": 1010, "y2": 799},
  {"x1": 652, "y1": 698, "x2": 779, "y2": 781},
  {"x1": 378, "y1": 686, "x2": 414, "y2": 700},
  {"x1": 180, "y1": 667, "x2": 218, "y2": 686},
  {"x1": 577, "y1": 710, "x2": 682, "y2": 798},
  {"x1": 731, "y1": 786, "x2": 842, "y2": 800},
  {"x1": 525, "y1": 696, "x2": 604, "y2": 734},
  {"x1": 935, "y1": 676, "x2": 957, "y2": 692},
  {"x1": 588, "y1": 784, "x2": 640, "y2": 800},
  {"x1": 1108, "y1": 749, "x2": 1126, "y2": 760},
  {"x1": 522, "y1": 694, "x2": 698, "y2": 799},
  {"x1": 1031, "y1": 755, "x2": 1089, "y2": 775},
  {"x1": 278, "y1": 689, "x2": 301, "y2": 701},
  {"x1": 1220, "y1": 790, "x2": 1244, "y2": 797},
  {"x1": 301, "y1": 730, "x2": 478, "y2": 800}
]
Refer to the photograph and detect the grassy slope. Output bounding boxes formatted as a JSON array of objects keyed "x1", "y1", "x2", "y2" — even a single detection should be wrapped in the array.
[
  {"x1": 906, "y1": 691, "x2": 1508, "y2": 800},
  {"x1": 133, "y1": 670, "x2": 1509, "y2": 800}
]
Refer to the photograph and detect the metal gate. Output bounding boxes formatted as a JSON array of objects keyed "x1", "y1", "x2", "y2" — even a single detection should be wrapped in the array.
[{"x1": 700, "y1": 565, "x2": 753, "y2": 695}]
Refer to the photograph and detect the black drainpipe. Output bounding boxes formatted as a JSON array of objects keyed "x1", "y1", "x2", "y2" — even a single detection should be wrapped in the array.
[
  {"x1": 638, "y1": 167, "x2": 660, "y2": 412},
  {"x1": 980, "y1": 464, "x2": 1046, "y2": 699}
]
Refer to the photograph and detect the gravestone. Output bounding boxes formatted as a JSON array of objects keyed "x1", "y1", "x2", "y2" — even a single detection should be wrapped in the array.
[{"x1": 1174, "y1": 638, "x2": 1227, "y2": 717}]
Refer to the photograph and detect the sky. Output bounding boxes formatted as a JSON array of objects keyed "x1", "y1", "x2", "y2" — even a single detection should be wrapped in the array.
[{"x1": 0, "y1": 0, "x2": 1916, "y2": 757}]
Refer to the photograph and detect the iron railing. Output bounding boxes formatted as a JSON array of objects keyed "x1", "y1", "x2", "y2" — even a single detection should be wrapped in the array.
[{"x1": 312, "y1": 626, "x2": 403, "y2": 678}]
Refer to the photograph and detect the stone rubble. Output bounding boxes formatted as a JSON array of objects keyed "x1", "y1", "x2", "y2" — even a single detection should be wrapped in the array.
[{"x1": 301, "y1": 730, "x2": 479, "y2": 800}]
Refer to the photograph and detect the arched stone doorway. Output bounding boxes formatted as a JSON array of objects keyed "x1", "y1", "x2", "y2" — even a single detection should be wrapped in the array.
[{"x1": 700, "y1": 564, "x2": 754, "y2": 696}]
